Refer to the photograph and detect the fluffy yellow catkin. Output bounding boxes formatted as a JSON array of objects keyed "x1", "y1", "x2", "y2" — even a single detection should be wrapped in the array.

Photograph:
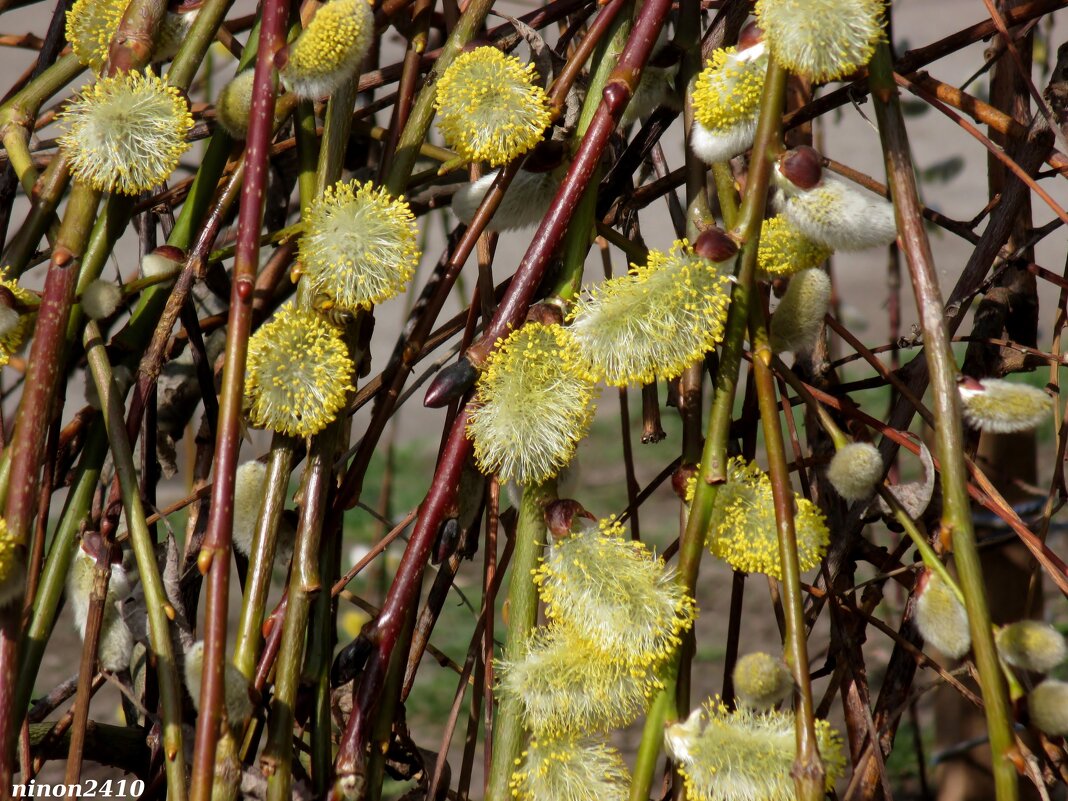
[
  {"x1": 996, "y1": 620, "x2": 1068, "y2": 673},
  {"x1": 664, "y1": 698, "x2": 845, "y2": 801},
  {"x1": 58, "y1": 70, "x2": 194, "y2": 196},
  {"x1": 496, "y1": 626, "x2": 661, "y2": 738},
  {"x1": 534, "y1": 518, "x2": 695, "y2": 667},
  {"x1": 466, "y1": 323, "x2": 596, "y2": 485},
  {"x1": 244, "y1": 303, "x2": 355, "y2": 438},
  {"x1": 826, "y1": 442, "x2": 883, "y2": 502},
  {"x1": 66, "y1": 0, "x2": 126, "y2": 71},
  {"x1": 732, "y1": 652, "x2": 793, "y2": 710},
  {"x1": 769, "y1": 268, "x2": 831, "y2": 354},
  {"x1": 756, "y1": 214, "x2": 831, "y2": 278},
  {"x1": 704, "y1": 456, "x2": 830, "y2": 579},
  {"x1": 689, "y1": 39, "x2": 767, "y2": 164},
  {"x1": 279, "y1": 0, "x2": 374, "y2": 100},
  {"x1": 755, "y1": 0, "x2": 884, "y2": 83},
  {"x1": 434, "y1": 47, "x2": 552, "y2": 166},
  {"x1": 914, "y1": 570, "x2": 971, "y2": 659},
  {"x1": 510, "y1": 737, "x2": 629, "y2": 801},
  {"x1": 183, "y1": 641, "x2": 254, "y2": 725},
  {"x1": 568, "y1": 240, "x2": 733, "y2": 386},
  {"x1": 297, "y1": 180, "x2": 420, "y2": 313}
]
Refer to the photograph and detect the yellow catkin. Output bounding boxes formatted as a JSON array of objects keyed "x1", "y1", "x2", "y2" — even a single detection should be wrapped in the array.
[
  {"x1": 534, "y1": 518, "x2": 694, "y2": 667},
  {"x1": 756, "y1": 215, "x2": 831, "y2": 278},
  {"x1": 66, "y1": 0, "x2": 127, "y2": 71},
  {"x1": 467, "y1": 323, "x2": 596, "y2": 485},
  {"x1": 434, "y1": 47, "x2": 552, "y2": 166},
  {"x1": 0, "y1": 271, "x2": 35, "y2": 368},
  {"x1": 244, "y1": 304, "x2": 355, "y2": 438},
  {"x1": 755, "y1": 0, "x2": 884, "y2": 83},
  {"x1": 58, "y1": 70, "x2": 194, "y2": 195},
  {"x1": 703, "y1": 457, "x2": 829, "y2": 579},
  {"x1": 281, "y1": 0, "x2": 374, "y2": 99},
  {"x1": 0, "y1": 517, "x2": 23, "y2": 608},
  {"x1": 510, "y1": 736, "x2": 629, "y2": 801},
  {"x1": 691, "y1": 46, "x2": 766, "y2": 131},
  {"x1": 568, "y1": 240, "x2": 733, "y2": 386},
  {"x1": 666, "y1": 698, "x2": 845, "y2": 801},
  {"x1": 298, "y1": 180, "x2": 420, "y2": 312}
]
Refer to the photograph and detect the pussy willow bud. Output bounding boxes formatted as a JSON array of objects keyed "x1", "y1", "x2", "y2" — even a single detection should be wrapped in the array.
[
  {"x1": 756, "y1": 0, "x2": 884, "y2": 82},
  {"x1": 775, "y1": 147, "x2": 897, "y2": 251},
  {"x1": 451, "y1": 168, "x2": 561, "y2": 232},
  {"x1": 510, "y1": 736, "x2": 630, "y2": 801},
  {"x1": 278, "y1": 0, "x2": 374, "y2": 100},
  {"x1": 1029, "y1": 679, "x2": 1068, "y2": 736},
  {"x1": 81, "y1": 279, "x2": 123, "y2": 321},
  {"x1": 732, "y1": 652, "x2": 793, "y2": 710},
  {"x1": 996, "y1": 620, "x2": 1068, "y2": 673},
  {"x1": 543, "y1": 499, "x2": 595, "y2": 540},
  {"x1": 914, "y1": 569, "x2": 970, "y2": 659},
  {"x1": 664, "y1": 698, "x2": 846, "y2": 801},
  {"x1": 958, "y1": 377, "x2": 1054, "y2": 434},
  {"x1": 231, "y1": 461, "x2": 267, "y2": 556},
  {"x1": 0, "y1": 272, "x2": 36, "y2": 368},
  {"x1": 68, "y1": 544, "x2": 133, "y2": 672},
  {"x1": 769, "y1": 268, "x2": 831, "y2": 354},
  {"x1": 215, "y1": 70, "x2": 255, "y2": 139},
  {"x1": 827, "y1": 442, "x2": 883, "y2": 502},
  {"x1": 183, "y1": 641, "x2": 254, "y2": 725},
  {"x1": 142, "y1": 245, "x2": 185, "y2": 279}
]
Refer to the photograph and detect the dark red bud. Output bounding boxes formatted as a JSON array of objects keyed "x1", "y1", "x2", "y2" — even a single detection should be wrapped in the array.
[
  {"x1": 738, "y1": 21, "x2": 764, "y2": 51},
  {"x1": 602, "y1": 79, "x2": 631, "y2": 110},
  {"x1": 958, "y1": 375, "x2": 984, "y2": 392},
  {"x1": 273, "y1": 46, "x2": 289, "y2": 71},
  {"x1": 236, "y1": 278, "x2": 254, "y2": 302},
  {"x1": 424, "y1": 357, "x2": 477, "y2": 408},
  {"x1": 151, "y1": 245, "x2": 187, "y2": 265},
  {"x1": 544, "y1": 499, "x2": 595, "y2": 539},
  {"x1": 694, "y1": 228, "x2": 738, "y2": 262},
  {"x1": 671, "y1": 465, "x2": 698, "y2": 501},
  {"x1": 523, "y1": 139, "x2": 566, "y2": 173},
  {"x1": 525, "y1": 303, "x2": 564, "y2": 327},
  {"x1": 779, "y1": 146, "x2": 823, "y2": 190}
]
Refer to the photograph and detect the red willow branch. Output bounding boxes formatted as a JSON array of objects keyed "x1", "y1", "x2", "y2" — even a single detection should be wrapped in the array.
[
  {"x1": 332, "y1": 0, "x2": 672, "y2": 792},
  {"x1": 187, "y1": 1, "x2": 289, "y2": 799}
]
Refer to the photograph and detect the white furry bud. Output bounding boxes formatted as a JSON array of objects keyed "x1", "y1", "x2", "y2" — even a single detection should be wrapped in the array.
[
  {"x1": 81, "y1": 279, "x2": 123, "y2": 320},
  {"x1": 827, "y1": 442, "x2": 883, "y2": 502},
  {"x1": 996, "y1": 621, "x2": 1068, "y2": 673},
  {"x1": 914, "y1": 570, "x2": 970, "y2": 659},
  {"x1": 183, "y1": 641, "x2": 254, "y2": 724},
  {"x1": 769, "y1": 269, "x2": 831, "y2": 354},
  {"x1": 452, "y1": 168, "x2": 560, "y2": 232},
  {"x1": 959, "y1": 378, "x2": 1053, "y2": 434},
  {"x1": 1029, "y1": 679, "x2": 1068, "y2": 736}
]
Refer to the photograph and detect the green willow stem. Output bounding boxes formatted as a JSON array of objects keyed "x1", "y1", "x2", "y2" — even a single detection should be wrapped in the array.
[
  {"x1": 485, "y1": 480, "x2": 555, "y2": 801},
  {"x1": 748, "y1": 304, "x2": 824, "y2": 801},
  {"x1": 84, "y1": 320, "x2": 186, "y2": 801},
  {"x1": 263, "y1": 434, "x2": 331, "y2": 801},
  {"x1": 868, "y1": 40, "x2": 1019, "y2": 801},
  {"x1": 628, "y1": 57, "x2": 788, "y2": 801},
  {"x1": 551, "y1": 4, "x2": 631, "y2": 302}
]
